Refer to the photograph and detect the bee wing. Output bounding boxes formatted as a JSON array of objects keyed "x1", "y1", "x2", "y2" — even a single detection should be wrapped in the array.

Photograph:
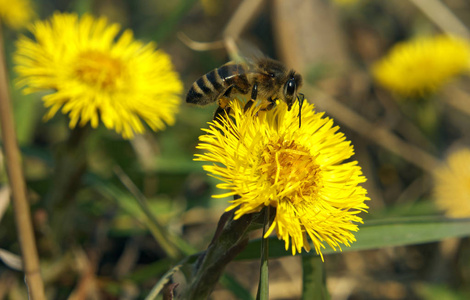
[{"x1": 227, "y1": 39, "x2": 267, "y2": 67}]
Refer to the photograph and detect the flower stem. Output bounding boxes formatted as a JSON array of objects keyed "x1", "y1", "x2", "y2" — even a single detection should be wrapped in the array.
[
  {"x1": 45, "y1": 125, "x2": 89, "y2": 212},
  {"x1": 44, "y1": 125, "x2": 89, "y2": 248},
  {"x1": 0, "y1": 24, "x2": 46, "y2": 300},
  {"x1": 256, "y1": 208, "x2": 270, "y2": 300},
  {"x1": 186, "y1": 210, "x2": 262, "y2": 299}
]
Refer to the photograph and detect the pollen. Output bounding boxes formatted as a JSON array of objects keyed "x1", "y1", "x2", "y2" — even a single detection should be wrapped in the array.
[
  {"x1": 73, "y1": 50, "x2": 126, "y2": 90},
  {"x1": 261, "y1": 139, "x2": 321, "y2": 205}
]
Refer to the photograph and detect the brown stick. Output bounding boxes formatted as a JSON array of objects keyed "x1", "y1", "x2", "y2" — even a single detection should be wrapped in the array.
[
  {"x1": 223, "y1": 0, "x2": 265, "y2": 60},
  {"x1": 0, "y1": 25, "x2": 46, "y2": 299},
  {"x1": 442, "y1": 85, "x2": 470, "y2": 117},
  {"x1": 309, "y1": 87, "x2": 441, "y2": 173},
  {"x1": 223, "y1": 0, "x2": 265, "y2": 41},
  {"x1": 408, "y1": 0, "x2": 470, "y2": 39}
]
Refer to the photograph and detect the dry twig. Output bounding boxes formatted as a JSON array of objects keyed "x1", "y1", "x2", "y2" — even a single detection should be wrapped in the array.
[
  {"x1": 308, "y1": 86, "x2": 441, "y2": 173},
  {"x1": 0, "y1": 25, "x2": 46, "y2": 300},
  {"x1": 408, "y1": 0, "x2": 470, "y2": 39}
]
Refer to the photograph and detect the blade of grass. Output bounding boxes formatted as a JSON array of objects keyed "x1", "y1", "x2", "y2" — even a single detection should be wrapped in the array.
[
  {"x1": 91, "y1": 174, "x2": 197, "y2": 257},
  {"x1": 113, "y1": 166, "x2": 180, "y2": 258},
  {"x1": 236, "y1": 216, "x2": 470, "y2": 260}
]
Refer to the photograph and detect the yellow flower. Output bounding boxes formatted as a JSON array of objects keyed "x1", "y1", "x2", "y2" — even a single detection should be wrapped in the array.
[
  {"x1": 372, "y1": 35, "x2": 470, "y2": 97},
  {"x1": 195, "y1": 100, "x2": 369, "y2": 258},
  {"x1": 14, "y1": 12, "x2": 183, "y2": 139},
  {"x1": 0, "y1": 0, "x2": 34, "y2": 29},
  {"x1": 433, "y1": 148, "x2": 470, "y2": 218}
]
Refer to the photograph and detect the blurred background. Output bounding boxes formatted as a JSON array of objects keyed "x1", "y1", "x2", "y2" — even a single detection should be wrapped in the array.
[{"x1": 1, "y1": 0, "x2": 470, "y2": 299}]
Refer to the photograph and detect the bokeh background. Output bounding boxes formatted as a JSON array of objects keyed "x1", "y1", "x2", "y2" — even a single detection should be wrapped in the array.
[{"x1": 1, "y1": 0, "x2": 470, "y2": 299}]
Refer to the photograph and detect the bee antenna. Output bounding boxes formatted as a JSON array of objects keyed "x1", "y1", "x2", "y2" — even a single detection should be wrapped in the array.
[{"x1": 298, "y1": 93, "x2": 305, "y2": 128}]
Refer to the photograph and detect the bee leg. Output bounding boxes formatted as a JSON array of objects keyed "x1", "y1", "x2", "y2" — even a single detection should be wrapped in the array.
[
  {"x1": 221, "y1": 85, "x2": 248, "y2": 100},
  {"x1": 213, "y1": 93, "x2": 233, "y2": 122},
  {"x1": 213, "y1": 105, "x2": 232, "y2": 121},
  {"x1": 260, "y1": 97, "x2": 276, "y2": 111},
  {"x1": 223, "y1": 85, "x2": 235, "y2": 98},
  {"x1": 244, "y1": 83, "x2": 258, "y2": 112},
  {"x1": 297, "y1": 93, "x2": 305, "y2": 128}
]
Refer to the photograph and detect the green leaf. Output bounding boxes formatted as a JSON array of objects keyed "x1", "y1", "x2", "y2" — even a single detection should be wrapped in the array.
[
  {"x1": 415, "y1": 283, "x2": 468, "y2": 300},
  {"x1": 154, "y1": 157, "x2": 205, "y2": 173},
  {"x1": 126, "y1": 259, "x2": 174, "y2": 283},
  {"x1": 236, "y1": 216, "x2": 470, "y2": 260},
  {"x1": 302, "y1": 255, "x2": 329, "y2": 300},
  {"x1": 93, "y1": 178, "x2": 186, "y2": 258}
]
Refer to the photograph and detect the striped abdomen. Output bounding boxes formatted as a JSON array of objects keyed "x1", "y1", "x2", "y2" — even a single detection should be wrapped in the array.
[{"x1": 186, "y1": 63, "x2": 250, "y2": 105}]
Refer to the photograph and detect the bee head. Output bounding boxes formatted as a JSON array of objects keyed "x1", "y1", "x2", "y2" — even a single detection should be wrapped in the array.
[
  {"x1": 283, "y1": 71, "x2": 304, "y2": 127},
  {"x1": 283, "y1": 71, "x2": 303, "y2": 111}
]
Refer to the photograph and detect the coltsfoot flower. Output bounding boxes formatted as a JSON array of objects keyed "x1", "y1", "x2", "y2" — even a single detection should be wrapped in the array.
[
  {"x1": 372, "y1": 35, "x2": 470, "y2": 98},
  {"x1": 0, "y1": 0, "x2": 34, "y2": 29},
  {"x1": 434, "y1": 148, "x2": 470, "y2": 218},
  {"x1": 195, "y1": 100, "x2": 369, "y2": 258},
  {"x1": 14, "y1": 12, "x2": 183, "y2": 138}
]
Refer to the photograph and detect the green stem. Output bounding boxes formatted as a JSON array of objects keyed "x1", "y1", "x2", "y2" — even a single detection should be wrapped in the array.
[
  {"x1": 45, "y1": 126, "x2": 89, "y2": 247},
  {"x1": 186, "y1": 210, "x2": 263, "y2": 299},
  {"x1": 256, "y1": 208, "x2": 270, "y2": 300},
  {"x1": 46, "y1": 125, "x2": 89, "y2": 212}
]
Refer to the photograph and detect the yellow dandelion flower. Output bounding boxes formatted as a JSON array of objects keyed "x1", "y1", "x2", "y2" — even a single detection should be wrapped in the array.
[
  {"x1": 14, "y1": 12, "x2": 183, "y2": 138},
  {"x1": 0, "y1": 0, "x2": 34, "y2": 29},
  {"x1": 433, "y1": 148, "x2": 470, "y2": 218},
  {"x1": 372, "y1": 35, "x2": 470, "y2": 98},
  {"x1": 195, "y1": 100, "x2": 369, "y2": 258}
]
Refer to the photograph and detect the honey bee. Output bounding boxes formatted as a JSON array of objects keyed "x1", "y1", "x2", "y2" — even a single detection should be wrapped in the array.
[{"x1": 186, "y1": 58, "x2": 305, "y2": 127}]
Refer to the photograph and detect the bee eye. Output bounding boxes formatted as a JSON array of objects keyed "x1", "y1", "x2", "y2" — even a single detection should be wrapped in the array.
[
  {"x1": 269, "y1": 73, "x2": 275, "y2": 78},
  {"x1": 284, "y1": 79, "x2": 296, "y2": 97}
]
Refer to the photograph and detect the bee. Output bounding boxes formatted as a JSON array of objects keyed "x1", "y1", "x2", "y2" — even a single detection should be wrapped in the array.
[{"x1": 186, "y1": 58, "x2": 305, "y2": 127}]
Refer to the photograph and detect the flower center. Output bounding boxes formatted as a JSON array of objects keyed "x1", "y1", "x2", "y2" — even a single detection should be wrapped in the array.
[
  {"x1": 260, "y1": 139, "x2": 322, "y2": 205},
  {"x1": 73, "y1": 50, "x2": 126, "y2": 90}
]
